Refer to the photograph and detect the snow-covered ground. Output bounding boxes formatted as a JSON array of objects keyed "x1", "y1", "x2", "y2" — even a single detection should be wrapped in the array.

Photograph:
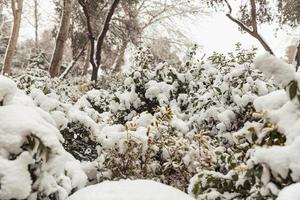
[{"x1": 69, "y1": 180, "x2": 195, "y2": 200}]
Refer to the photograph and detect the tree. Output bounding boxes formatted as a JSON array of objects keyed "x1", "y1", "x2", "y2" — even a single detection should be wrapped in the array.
[
  {"x1": 79, "y1": 0, "x2": 121, "y2": 82},
  {"x1": 277, "y1": 0, "x2": 300, "y2": 27},
  {"x1": 224, "y1": 0, "x2": 274, "y2": 55},
  {"x1": 207, "y1": 0, "x2": 300, "y2": 67},
  {"x1": 278, "y1": 0, "x2": 300, "y2": 69},
  {"x1": 2, "y1": 0, "x2": 23, "y2": 75},
  {"x1": 34, "y1": 0, "x2": 38, "y2": 50},
  {"x1": 297, "y1": 44, "x2": 300, "y2": 69},
  {"x1": 82, "y1": 42, "x2": 90, "y2": 75},
  {"x1": 49, "y1": 0, "x2": 73, "y2": 78},
  {"x1": 67, "y1": 0, "x2": 201, "y2": 74}
]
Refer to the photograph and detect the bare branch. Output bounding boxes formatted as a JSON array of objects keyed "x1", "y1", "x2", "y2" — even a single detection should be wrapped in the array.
[
  {"x1": 60, "y1": 41, "x2": 88, "y2": 79},
  {"x1": 78, "y1": 0, "x2": 97, "y2": 70},
  {"x1": 95, "y1": 0, "x2": 120, "y2": 67},
  {"x1": 224, "y1": 0, "x2": 274, "y2": 55}
]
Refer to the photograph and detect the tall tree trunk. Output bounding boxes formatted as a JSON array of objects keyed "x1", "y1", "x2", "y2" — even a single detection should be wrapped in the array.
[
  {"x1": 296, "y1": 43, "x2": 300, "y2": 71},
  {"x1": 82, "y1": 42, "x2": 90, "y2": 75},
  {"x1": 0, "y1": 4, "x2": 3, "y2": 35},
  {"x1": 93, "y1": 0, "x2": 120, "y2": 82},
  {"x1": 91, "y1": 66, "x2": 99, "y2": 82},
  {"x1": 95, "y1": 0, "x2": 120, "y2": 67},
  {"x1": 78, "y1": 0, "x2": 120, "y2": 83},
  {"x1": 49, "y1": 0, "x2": 73, "y2": 78},
  {"x1": 34, "y1": 0, "x2": 38, "y2": 50},
  {"x1": 2, "y1": 0, "x2": 23, "y2": 75}
]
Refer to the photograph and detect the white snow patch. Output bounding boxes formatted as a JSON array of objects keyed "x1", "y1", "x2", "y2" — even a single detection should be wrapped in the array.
[{"x1": 69, "y1": 179, "x2": 195, "y2": 200}]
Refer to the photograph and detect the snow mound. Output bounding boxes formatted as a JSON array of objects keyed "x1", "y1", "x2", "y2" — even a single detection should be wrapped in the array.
[
  {"x1": 0, "y1": 105, "x2": 64, "y2": 155},
  {"x1": 277, "y1": 183, "x2": 300, "y2": 200},
  {"x1": 0, "y1": 76, "x2": 88, "y2": 199},
  {"x1": 0, "y1": 152, "x2": 34, "y2": 199},
  {"x1": 68, "y1": 179, "x2": 195, "y2": 200},
  {"x1": 0, "y1": 75, "x2": 17, "y2": 105},
  {"x1": 254, "y1": 53, "x2": 295, "y2": 86}
]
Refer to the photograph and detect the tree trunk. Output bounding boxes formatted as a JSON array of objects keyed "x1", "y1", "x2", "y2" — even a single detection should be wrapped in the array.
[
  {"x1": 78, "y1": 0, "x2": 120, "y2": 83},
  {"x1": 49, "y1": 0, "x2": 73, "y2": 78},
  {"x1": 0, "y1": 4, "x2": 3, "y2": 35},
  {"x1": 91, "y1": 66, "x2": 99, "y2": 82},
  {"x1": 113, "y1": 41, "x2": 127, "y2": 73},
  {"x1": 2, "y1": 0, "x2": 23, "y2": 75},
  {"x1": 224, "y1": 0, "x2": 274, "y2": 55},
  {"x1": 34, "y1": 0, "x2": 38, "y2": 50},
  {"x1": 296, "y1": 43, "x2": 300, "y2": 71},
  {"x1": 94, "y1": 0, "x2": 120, "y2": 69},
  {"x1": 82, "y1": 42, "x2": 91, "y2": 75}
]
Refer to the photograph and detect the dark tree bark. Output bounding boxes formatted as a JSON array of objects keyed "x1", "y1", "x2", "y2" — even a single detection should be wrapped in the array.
[
  {"x1": 79, "y1": 0, "x2": 120, "y2": 83},
  {"x1": 296, "y1": 43, "x2": 300, "y2": 71}
]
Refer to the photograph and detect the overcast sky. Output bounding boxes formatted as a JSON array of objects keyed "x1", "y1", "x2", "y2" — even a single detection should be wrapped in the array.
[{"x1": 19, "y1": 0, "x2": 56, "y2": 41}]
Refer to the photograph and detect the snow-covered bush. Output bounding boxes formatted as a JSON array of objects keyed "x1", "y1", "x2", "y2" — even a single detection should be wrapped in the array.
[
  {"x1": 188, "y1": 53, "x2": 300, "y2": 199},
  {"x1": 28, "y1": 88, "x2": 101, "y2": 162},
  {"x1": 250, "y1": 54, "x2": 300, "y2": 199},
  {"x1": 2, "y1": 45, "x2": 284, "y2": 199},
  {"x1": 73, "y1": 45, "x2": 278, "y2": 192},
  {"x1": 0, "y1": 75, "x2": 87, "y2": 200},
  {"x1": 14, "y1": 65, "x2": 93, "y2": 102},
  {"x1": 89, "y1": 107, "x2": 215, "y2": 191}
]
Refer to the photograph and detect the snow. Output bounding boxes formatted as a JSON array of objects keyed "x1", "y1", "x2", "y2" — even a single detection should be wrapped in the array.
[
  {"x1": 251, "y1": 53, "x2": 300, "y2": 199},
  {"x1": 0, "y1": 152, "x2": 34, "y2": 199},
  {"x1": 64, "y1": 157, "x2": 88, "y2": 190},
  {"x1": 277, "y1": 183, "x2": 300, "y2": 200},
  {"x1": 145, "y1": 80, "x2": 173, "y2": 106},
  {"x1": 0, "y1": 75, "x2": 18, "y2": 105},
  {"x1": 0, "y1": 76, "x2": 88, "y2": 200},
  {"x1": 134, "y1": 112, "x2": 154, "y2": 127},
  {"x1": 0, "y1": 105, "x2": 64, "y2": 154},
  {"x1": 255, "y1": 79, "x2": 269, "y2": 96},
  {"x1": 97, "y1": 124, "x2": 126, "y2": 149},
  {"x1": 254, "y1": 53, "x2": 295, "y2": 86},
  {"x1": 68, "y1": 180, "x2": 195, "y2": 200},
  {"x1": 254, "y1": 90, "x2": 288, "y2": 112},
  {"x1": 217, "y1": 110, "x2": 236, "y2": 129},
  {"x1": 253, "y1": 137, "x2": 300, "y2": 182},
  {"x1": 171, "y1": 115, "x2": 189, "y2": 134},
  {"x1": 97, "y1": 124, "x2": 148, "y2": 153},
  {"x1": 110, "y1": 86, "x2": 142, "y2": 111}
]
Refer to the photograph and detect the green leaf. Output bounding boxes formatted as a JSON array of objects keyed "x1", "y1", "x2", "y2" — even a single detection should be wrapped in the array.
[
  {"x1": 289, "y1": 81, "x2": 298, "y2": 100},
  {"x1": 232, "y1": 174, "x2": 239, "y2": 181},
  {"x1": 215, "y1": 87, "x2": 221, "y2": 94}
]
